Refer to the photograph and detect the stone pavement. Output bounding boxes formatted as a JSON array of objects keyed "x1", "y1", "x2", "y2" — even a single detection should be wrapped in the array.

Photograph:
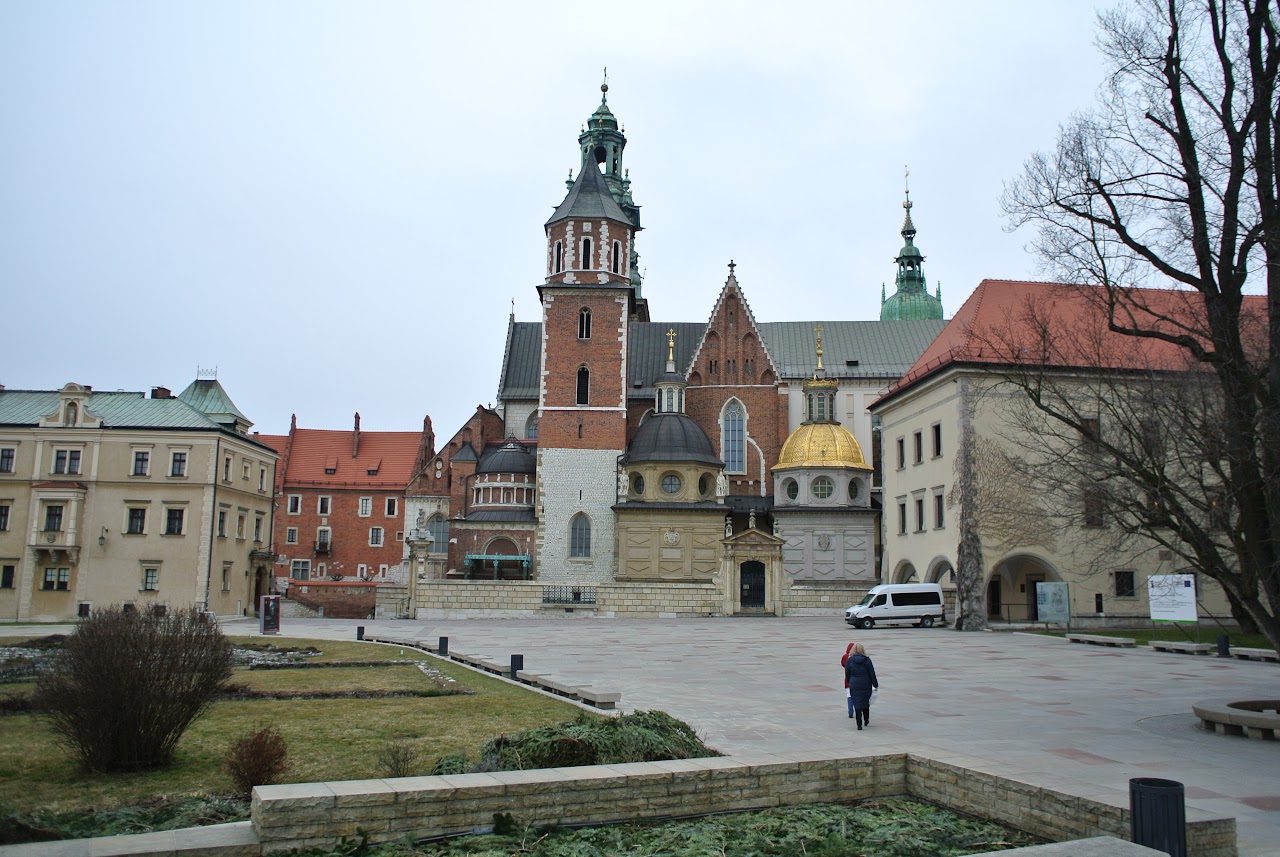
[{"x1": 5, "y1": 617, "x2": 1278, "y2": 855}]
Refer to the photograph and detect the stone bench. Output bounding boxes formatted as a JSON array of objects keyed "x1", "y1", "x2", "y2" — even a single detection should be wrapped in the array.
[
  {"x1": 575, "y1": 686, "x2": 622, "y2": 709},
  {"x1": 1066, "y1": 633, "x2": 1136, "y2": 647},
  {"x1": 1149, "y1": 640, "x2": 1214, "y2": 655},
  {"x1": 1193, "y1": 699, "x2": 1280, "y2": 740},
  {"x1": 1230, "y1": 646, "x2": 1280, "y2": 662}
]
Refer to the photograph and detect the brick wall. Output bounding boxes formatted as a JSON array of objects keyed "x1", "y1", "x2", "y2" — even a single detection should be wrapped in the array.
[
  {"x1": 251, "y1": 750, "x2": 1235, "y2": 856},
  {"x1": 284, "y1": 581, "x2": 377, "y2": 619}
]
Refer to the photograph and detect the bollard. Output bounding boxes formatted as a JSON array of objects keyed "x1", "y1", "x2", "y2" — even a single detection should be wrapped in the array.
[
  {"x1": 438, "y1": 636, "x2": 449, "y2": 656},
  {"x1": 356, "y1": 626, "x2": 364, "y2": 641},
  {"x1": 1130, "y1": 777, "x2": 1186, "y2": 857},
  {"x1": 1217, "y1": 634, "x2": 1231, "y2": 658},
  {"x1": 510, "y1": 654, "x2": 524, "y2": 679}
]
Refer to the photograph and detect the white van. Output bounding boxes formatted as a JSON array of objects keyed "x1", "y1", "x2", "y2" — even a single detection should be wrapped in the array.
[{"x1": 845, "y1": 583, "x2": 946, "y2": 628}]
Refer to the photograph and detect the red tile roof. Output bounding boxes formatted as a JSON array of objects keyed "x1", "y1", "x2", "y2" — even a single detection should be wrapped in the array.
[
  {"x1": 279, "y1": 428, "x2": 423, "y2": 489},
  {"x1": 254, "y1": 434, "x2": 288, "y2": 454},
  {"x1": 877, "y1": 279, "x2": 1266, "y2": 406}
]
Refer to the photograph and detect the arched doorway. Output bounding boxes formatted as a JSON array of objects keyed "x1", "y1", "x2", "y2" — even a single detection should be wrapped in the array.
[
  {"x1": 892, "y1": 560, "x2": 919, "y2": 584},
  {"x1": 990, "y1": 554, "x2": 1063, "y2": 622},
  {"x1": 740, "y1": 561, "x2": 766, "y2": 609}
]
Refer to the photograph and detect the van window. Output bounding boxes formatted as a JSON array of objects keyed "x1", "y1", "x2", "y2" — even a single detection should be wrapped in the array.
[
  {"x1": 892, "y1": 591, "x2": 943, "y2": 607},
  {"x1": 871, "y1": 595, "x2": 887, "y2": 607}
]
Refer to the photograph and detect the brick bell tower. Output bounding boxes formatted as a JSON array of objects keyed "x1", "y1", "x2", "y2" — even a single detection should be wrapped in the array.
[{"x1": 535, "y1": 81, "x2": 643, "y2": 583}]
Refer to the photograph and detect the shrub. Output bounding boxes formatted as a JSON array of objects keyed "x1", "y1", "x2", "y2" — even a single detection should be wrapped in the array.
[
  {"x1": 225, "y1": 725, "x2": 289, "y2": 797},
  {"x1": 33, "y1": 606, "x2": 232, "y2": 772},
  {"x1": 376, "y1": 737, "x2": 419, "y2": 779},
  {"x1": 429, "y1": 753, "x2": 470, "y2": 776},
  {"x1": 473, "y1": 710, "x2": 719, "y2": 772}
]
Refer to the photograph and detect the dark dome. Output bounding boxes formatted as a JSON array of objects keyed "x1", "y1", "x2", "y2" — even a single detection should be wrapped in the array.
[
  {"x1": 626, "y1": 413, "x2": 721, "y2": 465},
  {"x1": 477, "y1": 439, "x2": 536, "y2": 475}
]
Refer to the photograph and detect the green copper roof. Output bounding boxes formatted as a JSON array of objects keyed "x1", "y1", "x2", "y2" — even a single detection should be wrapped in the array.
[
  {"x1": 177, "y1": 378, "x2": 251, "y2": 427},
  {"x1": 547, "y1": 154, "x2": 633, "y2": 225}
]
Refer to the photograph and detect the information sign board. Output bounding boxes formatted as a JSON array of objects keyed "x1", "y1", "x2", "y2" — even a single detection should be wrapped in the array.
[
  {"x1": 1148, "y1": 574, "x2": 1198, "y2": 623},
  {"x1": 260, "y1": 594, "x2": 281, "y2": 634}
]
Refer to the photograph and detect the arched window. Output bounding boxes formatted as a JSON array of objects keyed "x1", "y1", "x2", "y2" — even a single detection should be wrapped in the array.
[
  {"x1": 581, "y1": 237, "x2": 593, "y2": 269},
  {"x1": 664, "y1": 388, "x2": 674, "y2": 413},
  {"x1": 427, "y1": 515, "x2": 448, "y2": 553},
  {"x1": 525, "y1": 412, "x2": 539, "y2": 440},
  {"x1": 611, "y1": 240, "x2": 621, "y2": 274},
  {"x1": 553, "y1": 241, "x2": 563, "y2": 274},
  {"x1": 569, "y1": 513, "x2": 591, "y2": 557},
  {"x1": 578, "y1": 308, "x2": 592, "y2": 339},
  {"x1": 576, "y1": 367, "x2": 590, "y2": 405},
  {"x1": 722, "y1": 400, "x2": 745, "y2": 473}
]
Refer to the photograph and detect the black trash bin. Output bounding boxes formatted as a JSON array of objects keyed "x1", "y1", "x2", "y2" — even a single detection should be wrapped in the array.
[
  {"x1": 356, "y1": 626, "x2": 365, "y2": 641},
  {"x1": 1130, "y1": 777, "x2": 1186, "y2": 857}
]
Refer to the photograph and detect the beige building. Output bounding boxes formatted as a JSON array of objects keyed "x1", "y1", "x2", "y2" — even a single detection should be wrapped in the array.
[
  {"x1": 871, "y1": 280, "x2": 1234, "y2": 625},
  {"x1": 0, "y1": 379, "x2": 278, "y2": 622}
]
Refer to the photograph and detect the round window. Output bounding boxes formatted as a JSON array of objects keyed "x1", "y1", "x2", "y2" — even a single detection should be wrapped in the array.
[
  {"x1": 784, "y1": 479, "x2": 798, "y2": 500},
  {"x1": 632, "y1": 474, "x2": 645, "y2": 495},
  {"x1": 849, "y1": 479, "x2": 860, "y2": 500},
  {"x1": 662, "y1": 474, "x2": 682, "y2": 494},
  {"x1": 812, "y1": 476, "x2": 834, "y2": 499},
  {"x1": 698, "y1": 475, "x2": 709, "y2": 496}
]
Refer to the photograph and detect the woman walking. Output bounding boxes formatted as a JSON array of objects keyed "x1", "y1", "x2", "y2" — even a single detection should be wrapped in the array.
[{"x1": 843, "y1": 642, "x2": 879, "y2": 730}]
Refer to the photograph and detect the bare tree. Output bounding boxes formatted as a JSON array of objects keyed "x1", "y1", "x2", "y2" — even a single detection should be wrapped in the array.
[{"x1": 1002, "y1": 0, "x2": 1280, "y2": 651}]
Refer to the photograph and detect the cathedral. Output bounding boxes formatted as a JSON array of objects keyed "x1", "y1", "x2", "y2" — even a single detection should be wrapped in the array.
[{"x1": 397, "y1": 85, "x2": 945, "y2": 617}]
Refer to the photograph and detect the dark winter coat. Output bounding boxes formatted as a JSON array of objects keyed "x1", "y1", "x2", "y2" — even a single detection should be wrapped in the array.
[{"x1": 844, "y1": 653, "x2": 879, "y2": 709}]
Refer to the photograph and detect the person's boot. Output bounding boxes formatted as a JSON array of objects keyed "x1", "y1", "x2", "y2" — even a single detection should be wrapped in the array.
[
  {"x1": 863, "y1": 709, "x2": 870, "y2": 726},
  {"x1": 856, "y1": 711, "x2": 863, "y2": 730}
]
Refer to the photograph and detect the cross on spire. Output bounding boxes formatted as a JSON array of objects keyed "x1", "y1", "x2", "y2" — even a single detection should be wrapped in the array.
[
  {"x1": 728, "y1": 259, "x2": 736, "y2": 276},
  {"x1": 666, "y1": 328, "x2": 676, "y2": 362}
]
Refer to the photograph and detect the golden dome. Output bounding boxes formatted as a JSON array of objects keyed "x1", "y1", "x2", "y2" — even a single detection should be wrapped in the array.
[{"x1": 777, "y1": 422, "x2": 872, "y2": 470}]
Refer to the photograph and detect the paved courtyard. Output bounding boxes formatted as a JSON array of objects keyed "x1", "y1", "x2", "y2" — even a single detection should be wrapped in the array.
[{"x1": 6, "y1": 616, "x2": 1278, "y2": 854}]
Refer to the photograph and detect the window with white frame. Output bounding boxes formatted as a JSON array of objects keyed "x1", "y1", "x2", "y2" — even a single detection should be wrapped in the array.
[
  {"x1": 127, "y1": 507, "x2": 147, "y2": 535},
  {"x1": 165, "y1": 507, "x2": 184, "y2": 535},
  {"x1": 428, "y1": 515, "x2": 449, "y2": 553},
  {"x1": 222, "y1": 563, "x2": 231, "y2": 591},
  {"x1": 142, "y1": 567, "x2": 159, "y2": 591},
  {"x1": 913, "y1": 431, "x2": 923, "y2": 464},
  {"x1": 259, "y1": 467, "x2": 267, "y2": 491},
  {"x1": 254, "y1": 514, "x2": 264, "y2": 542},
  {"x1": 359, "y1": 497, "x2": 372, "y2": 517},
  {"x1": 0, "y1": 447, "x2": 14, "y2": 473},
  {"x1": 44, "y1": 504, "x2": 64, "y2": 532},
  {"x1": 934, "y1": 490, "x2": 945, "y2": 528},
  {"x1": 721, "y1": 400, "x2": 745, "y2": 474},
  {"x1": 1, "y1": 564, "x2": 14, "y2": 588},
  {"x1": 369, "y1": 527, "x2": 384, "y2": 547},
  {"x1": 0, "y1": 504, "x2": 10, "y2": 532},
  {"x1": 932, "y1": 423, "x2": 943, "y2": 458},
  {"x1": 288, "y1": 494, "x2": 301, "y2": 514},
  {"x1": 316, "y1": 527, "x2": 331, "y2": 550},
  {"x1": 1114, "y1": 569, "x2": 1136, "y2": 598},
  {"x1": 217, "y1": 510, "x2": 227, "y2": 537},
  {"x1": 290, "y1": 559, "x2": 311, "y2": 580},
  {"x1": 914, "y1": 496, "x2": 925, "y2": 532},
  {"x1": 378, "y1": 564, "x2": 389, "y2": 577},
  {"x1": 223, "y1": 456, "x2": 232, "y2": 482},
  {"x1": 242, "y1": 461, "x2": 250, "y2": 481},
  {"x1": 897, "y1": 499, "x2": 907, "y2": 535},
  {"x1": 170, "y1": 451, "x2": 187, "y2": 477},
  {"x1": 317, "y1": 496, "x2": 331, "y2": 515},
  {"x1": 53, "y1": 449, "x2": 81, "y2": 475},
  {"x1": 286, "y1": 527, "x2": 298, "y2": 544},
  {"x1": 132, "y1": 450, "x2": 150, "y2": 476},
  {"x1": 42, "y1": 567, "x2": 70, "y2": 591},
  {"x1": 385, "y1": 497, "x2": 397, "y2": 517}
]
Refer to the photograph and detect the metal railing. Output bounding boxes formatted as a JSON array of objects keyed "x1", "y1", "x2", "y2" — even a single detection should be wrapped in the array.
[{"x1": 542, "y1": 585, "x2": 596, "y2": 605}]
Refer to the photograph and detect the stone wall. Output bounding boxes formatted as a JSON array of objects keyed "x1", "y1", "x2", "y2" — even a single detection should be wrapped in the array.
[
  {"x1": 251, "y1": 750, "x2": 1235, "y2": 857},
  {"x1": 391, "y1": 580, "x2": 725, "y2": 619},
  {"x1": 783, "y1": 583, "x2": 869, "y2": 615}
]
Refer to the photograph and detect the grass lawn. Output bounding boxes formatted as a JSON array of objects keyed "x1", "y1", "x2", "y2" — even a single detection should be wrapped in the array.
[
  {"x1": 0, "y1": 637, "x2": 593, "y2": 816},
  {"x1": 1037, "y1": 626, "x2": 1275, "y2": 649}
]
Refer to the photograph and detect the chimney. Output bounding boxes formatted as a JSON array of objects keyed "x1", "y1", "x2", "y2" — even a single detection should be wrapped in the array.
[
  {"x1": 352, "y1": 412, "x2": 361, "y2": 458},
  {"x1": 151, "y1": 386, "x2": 172, "y2": 399}
]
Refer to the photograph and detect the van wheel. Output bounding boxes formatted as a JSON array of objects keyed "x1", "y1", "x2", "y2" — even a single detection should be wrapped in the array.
[
  {"x1": 859, "y1": 617, "x2": 874, "y2": 630},
  {"x1": 919, "y1": 616, "x2": 935, "y2": 628}
]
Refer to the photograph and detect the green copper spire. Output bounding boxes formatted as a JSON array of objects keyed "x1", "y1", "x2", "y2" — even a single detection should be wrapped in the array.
[
  {"x1": 880, "y1": 168, "x2": 943, "y2": 321},
  {"x1": 571, "y1": 72, "x2": 643, "y2": 290}
]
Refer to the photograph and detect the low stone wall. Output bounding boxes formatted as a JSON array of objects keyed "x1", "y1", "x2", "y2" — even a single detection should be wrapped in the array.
[
  {"x1": 783, "y1": 584, "x2": 867, "y2": 616},
  {"x1": 598, "y1": 582, "x2": 721, "y2": 617},
  {"x1": 397, "y1": 580, "x2": 725, "y2": 619},
  {"x1": 284, "y1": 582, "x2": 377, "y2": 619},
  {"x1": 251, "y1": 750, "x2": 1236, "y2": 857}
]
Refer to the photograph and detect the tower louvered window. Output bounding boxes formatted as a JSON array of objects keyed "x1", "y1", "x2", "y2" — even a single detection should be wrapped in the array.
[
  {"x1": 581, "y1": 237, "x2": 593, "y2": 269},
  {"x1": 611, "y1": 240, "x2": 621, "y2": 274}
]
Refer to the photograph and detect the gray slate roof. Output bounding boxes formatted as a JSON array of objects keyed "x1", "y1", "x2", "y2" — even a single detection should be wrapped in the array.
[
  {"x1": 756, "y1": 320, "x2": 947, "y2": 379},
  {"x1": 0, "y1": 389, "x2": 229, "y2": 429},
  {"x1": 547, "y1": 161, "x2": 634, "y2": 226},
  {"x1": 497, "y1": 319, "x2": 945, "y2": 403}
]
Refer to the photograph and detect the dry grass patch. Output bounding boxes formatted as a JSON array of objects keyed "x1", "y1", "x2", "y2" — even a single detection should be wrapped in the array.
[{"x1": 0, "y1": 636, "x2": 592, "y2": 816}]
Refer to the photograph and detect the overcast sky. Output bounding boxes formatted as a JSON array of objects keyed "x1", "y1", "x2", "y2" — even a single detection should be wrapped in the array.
[{"x1": 2, "y1": 1, "x2": 1108, "y2": 439}]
